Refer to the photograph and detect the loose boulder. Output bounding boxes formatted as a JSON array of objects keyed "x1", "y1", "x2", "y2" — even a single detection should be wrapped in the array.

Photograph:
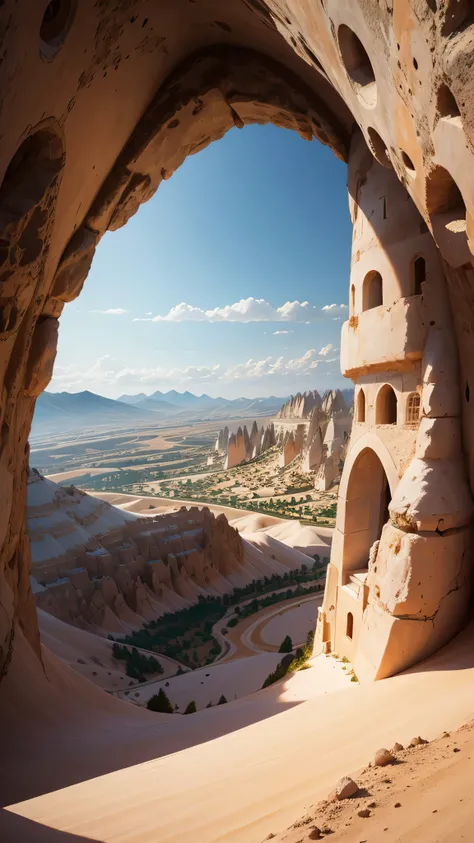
[
  {"x1": 372, "y1": 748, "x2": 395, "y2": 767},
  {"x1": 409, "y1": 736, "x2": 427, "y2": 747},
  {"x1": 331, "y1": 776, "x2": 359, "y2": 801}
]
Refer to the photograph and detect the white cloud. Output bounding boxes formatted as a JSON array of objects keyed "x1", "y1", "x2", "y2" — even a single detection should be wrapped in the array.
[
  {"x1": 133, "y1": 297, "x2": 347, "y2": 324},
  {"x1": 321, "y1": 303, "x2": 347, "y2": 312},
  {"x1": 318, "y1": 343, "x2": 334, "y2": 357},
  {"x1": 273, "y1": 330, "x2": 293, "y2": 335},
  {"x1": 50, "y1": 348, "x2": 327, "y2": 392},
  {"x1": 91, "y1": 308, "x2": 128, "y2": 315}
]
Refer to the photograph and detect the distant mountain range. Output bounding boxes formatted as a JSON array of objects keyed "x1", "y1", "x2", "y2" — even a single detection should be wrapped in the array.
[
  {"x1": 31, "y1": 389, "x2": 291, "y2": 437},
  {"x1": 117, "y1": 389, "x2": 288, "y2": 418}
]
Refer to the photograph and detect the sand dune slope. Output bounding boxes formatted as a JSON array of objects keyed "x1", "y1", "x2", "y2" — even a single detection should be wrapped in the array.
[
  {"x1": 37, "y1": 609, "x2": 183, "y2": 690},
  {"x1": 120, "y1": 652, "x2": 285, "y2": 711},
  {"x1": 4, "y1": 622, "x2": 474, "y2": 841}
]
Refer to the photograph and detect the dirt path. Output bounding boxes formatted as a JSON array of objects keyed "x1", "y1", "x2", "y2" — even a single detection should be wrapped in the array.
[
  {"x1": 220, "y1": 594, "x2": 322, "y2": 661},
  {"x1": 248, "y1": 595, "x2": 320, "y2": 653}
]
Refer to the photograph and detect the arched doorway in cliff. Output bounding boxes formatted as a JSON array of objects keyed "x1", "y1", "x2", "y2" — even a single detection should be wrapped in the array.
[{"x1": 342, "y1": 447, "x2": 391, "y2": 575}]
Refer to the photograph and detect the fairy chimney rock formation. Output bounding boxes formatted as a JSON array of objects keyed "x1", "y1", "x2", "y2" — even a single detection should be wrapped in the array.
[{"x1": 277, "y1": 390, "x2": 322, "y2": 419}]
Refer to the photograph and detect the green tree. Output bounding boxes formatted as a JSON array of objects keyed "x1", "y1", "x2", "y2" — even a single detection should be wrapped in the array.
[
  {"x1": 147, "y1": 688, "x2": 173, "y2": 713},
  {"x1": 279, "y1": 634, "x2": 293, "y2": 653},
  {"x1": 184, "y1": 700, "x2": 197, "y2": 714}
]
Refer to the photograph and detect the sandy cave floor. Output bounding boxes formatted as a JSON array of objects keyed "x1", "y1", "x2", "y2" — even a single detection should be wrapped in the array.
[{"x1": 4, "y1": 620, "x2": 474, "y2": 842}]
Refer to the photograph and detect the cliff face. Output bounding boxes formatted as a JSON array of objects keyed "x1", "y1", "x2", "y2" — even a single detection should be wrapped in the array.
[
  {"x1": 277, "y1": 390, "x2": 323, "y2": 419},
  {"x1": 28, "y1": 471, "x2": 244, "y2": 636}
]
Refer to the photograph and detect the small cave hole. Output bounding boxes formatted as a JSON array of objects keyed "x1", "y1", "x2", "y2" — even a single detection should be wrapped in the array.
[
  {"x1": 437, "y1": 83, "x2": 461, "y2": 119},
  {"x1": 426, "y1": 165, "x2": 465, "y2": 217},
  {"x1": 40, "y1": 0, "x2": 76, "y2": 58},
  {"x1": 466, "y1": 382, "x2": 470, "y2": 403},
  {"x1": 401, "y1": 150, "x2": 415, "y2": 171},
  {"x1": 442, "y1": 0, "x2": 472, "y2": 36},
  {"x1": 337, "y1": 24, "x2": 377, "y2": 107},
  {"x1": 367, "y1": 127, "x2": 392, "y2": 168},
  {"x1": 214, "y1": 20, "x2": 232, "y2": 32}
]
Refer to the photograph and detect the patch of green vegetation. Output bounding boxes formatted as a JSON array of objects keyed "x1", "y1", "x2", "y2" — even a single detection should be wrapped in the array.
[
  {"x1": 262, "y1": 630, "x2": 315, "y2": 688},
  {"x1": 147, "y1": 688, "x2": 173, "y2": 713},
  {"x1": 278, "y1": 634, "x2": 293, "y2": 653},
  {"x1": 122, "y1": 564, "x2": 325, "y2": 667},
  {"x1": 112, "y1": 642, "x2": 164, "y2": 681}
]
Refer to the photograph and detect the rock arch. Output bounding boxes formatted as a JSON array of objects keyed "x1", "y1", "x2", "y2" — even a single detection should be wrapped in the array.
[{"x1": 1, "y1": 0, "x2": 474, "y2": 701}]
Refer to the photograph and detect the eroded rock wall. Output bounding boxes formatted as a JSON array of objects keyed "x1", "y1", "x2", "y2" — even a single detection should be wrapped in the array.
[{"x1": 28, "y1": 471, "x2": 244, "y2": 635}]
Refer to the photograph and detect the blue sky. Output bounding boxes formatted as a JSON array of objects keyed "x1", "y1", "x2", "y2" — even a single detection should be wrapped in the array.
[{"x1": 51, "y1": 124, "x2": 352, "y2": 399}]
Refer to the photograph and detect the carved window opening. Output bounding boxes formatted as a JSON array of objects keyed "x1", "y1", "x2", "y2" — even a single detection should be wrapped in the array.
[
  {"x1": 406, "y1": 392, "x2": 421, "y2": 426},
  {"x1": 351, "y1": 283, "x2": 355, "y2": 314},
  {"x1": 376, "y1": 384, "x2": 397, "y2": 425},
  {"x1": 346, "y1": 612, "x2": 354, "y2": 640},
  {"x1": 412, "y1": 256, "x2": 426, "y2": 295},
  {"x1": 362, "y1": 270, "x2": 383, "y2": 311},
  {"x1": 357, "y1": 388, "x2": 366, "y2": 423}
]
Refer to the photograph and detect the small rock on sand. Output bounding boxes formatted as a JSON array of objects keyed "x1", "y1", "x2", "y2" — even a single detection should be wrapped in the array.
[
  {"x1": 409, "y1": 736, "x2": 427, "y2": 747},
  {"x1": 358, "y1": 808, "x2": 371, "y2": 818},
  {"x1": 372, "y1": 748, "x2": 395, "y2": 767},
  {"x1": 392, "y1": 742, "x2": 404, "y2": 753},
  {"x1": 306, "y1": 828, "x2": 322, "y2": 840},
  {"x1": 331, "y1": 776, "x2": 359, "y2": 800}
]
